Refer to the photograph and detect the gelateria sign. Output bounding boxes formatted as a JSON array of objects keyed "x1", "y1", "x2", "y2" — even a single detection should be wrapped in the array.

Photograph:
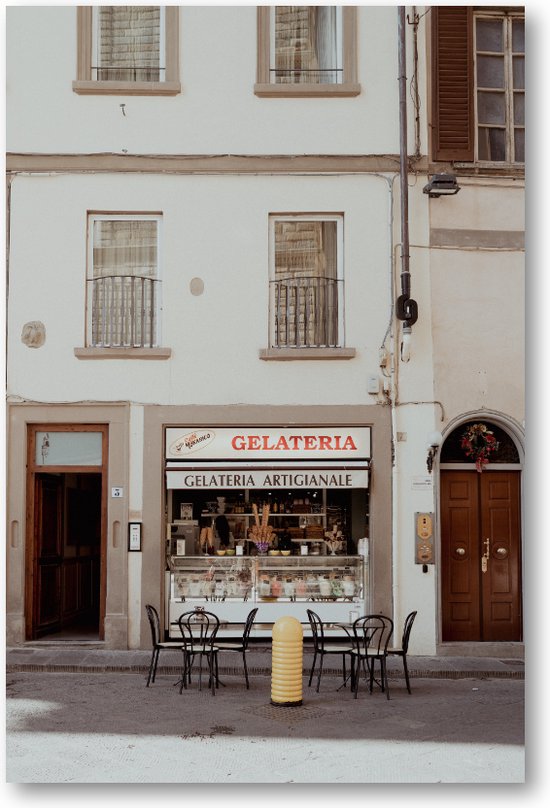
[{"x1": 165, "y1": 426, "x2": 370, "y2": 489}]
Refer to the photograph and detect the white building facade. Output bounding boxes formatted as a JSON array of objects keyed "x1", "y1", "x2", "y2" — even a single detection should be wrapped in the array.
[{"x1": 6, "y1": 5, "x2": 524, "y2": 656}]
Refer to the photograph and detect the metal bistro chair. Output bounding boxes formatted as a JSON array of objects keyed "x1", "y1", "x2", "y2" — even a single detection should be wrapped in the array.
[
  {"x1": 351, "y1": 615, "x2": 394, "y2": 700},
  {"x1": 387, "y1": 610, "x2": 417, "y2": 694},
  {"x1": 214, "y1": 607, "x2": 258, "y2": 689},
  {"x1": 177, "y1": 610, "x2": 220, "y2": 696},
  {"x1": 306, "y1": 609, "x2": 354, "y2": 693},
  {"x1": 145, "y1": 604, "x2": 183, "y2": 687}
]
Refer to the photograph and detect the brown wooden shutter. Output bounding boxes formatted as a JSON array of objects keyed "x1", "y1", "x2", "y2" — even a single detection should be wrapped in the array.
[{"x1": 431, "y1": 6, "x2": 474, "y2": 162}]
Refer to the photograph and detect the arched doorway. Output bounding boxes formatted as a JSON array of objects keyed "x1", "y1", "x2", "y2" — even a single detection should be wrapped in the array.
[{"x1": 439, "y1": 419, "x2": 522, "y2": 642}]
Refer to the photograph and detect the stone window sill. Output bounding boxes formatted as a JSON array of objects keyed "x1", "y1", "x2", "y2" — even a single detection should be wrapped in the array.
[
  {"x1": 254, "y1": 83, "x2": 361, "y2": 98},
  {"x1": 72, "y1": 80, "x2": 181, "y2": 96},
  {"x1": 259, "y1": 347, "x2": 356, "y2": 361},
  {"x1": 74, "y1": 347, "x2": 172, "y2": 360}
]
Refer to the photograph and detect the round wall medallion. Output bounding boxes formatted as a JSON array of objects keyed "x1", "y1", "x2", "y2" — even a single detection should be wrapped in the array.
[
  {"x1": 189, "y1": 277, "x2": 204, "y2": 296},
  {"x1": 21, "y1": 321, "x2": 46, "y2": 348}
]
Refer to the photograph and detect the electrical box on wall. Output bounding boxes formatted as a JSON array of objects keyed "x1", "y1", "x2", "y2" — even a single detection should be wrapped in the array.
[{"x1": 415, "y1": 512, "x2": 435, "y2": 564}]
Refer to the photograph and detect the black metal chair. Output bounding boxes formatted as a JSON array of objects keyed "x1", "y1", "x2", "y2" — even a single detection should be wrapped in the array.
[
  {"x1": 306, "y1": 609, "x2": 354, "y2": 693},
  {"x1": 177, "y1": 609, "x2": 220, "y2": 696},
  {"x1": 387, "y1": 610, "x2": 417, "y2": 694},
  {"x1": 214, "y1": 607, "x2": 258, "y2": 689},
  {"x1": 145, "y1": 604, "x2": 183, "y2": 687},
  {"x1": 350, "y1": 614, "x2": 394, "y2": 699}
]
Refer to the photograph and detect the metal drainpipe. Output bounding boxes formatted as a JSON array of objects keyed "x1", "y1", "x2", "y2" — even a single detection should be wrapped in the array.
[{"x1": 396, "y1": 6, "x2": 418, "y2": 359}]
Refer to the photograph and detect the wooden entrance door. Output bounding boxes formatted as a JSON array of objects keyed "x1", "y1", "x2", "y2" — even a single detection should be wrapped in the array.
[
  {"x1": 31, "y1": 473, "x2": 103, "y2": 639},
  {"x1": 441, "y1": 470, "x2": 522, "y2": 642},
  {"x1": 33, "y1": 474, "x2": 63, "y2": 635}
]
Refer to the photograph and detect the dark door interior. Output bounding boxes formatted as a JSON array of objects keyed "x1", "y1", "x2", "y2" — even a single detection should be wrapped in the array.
[{"x1": 33, "y1": 473, "x2": 102, "y2": 639}]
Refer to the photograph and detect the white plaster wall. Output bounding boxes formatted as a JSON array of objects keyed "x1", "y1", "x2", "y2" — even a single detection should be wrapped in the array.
[
  {"x1": 6, "y1": 6, "x2": 408, "y2": 156},
  {"x1": 392, "y1": 408, "x2": 440, "y2": 655},
  {"x1": 429, "y1": 184, "x2": 525, "y2": 425},
  {"x1": 127, "y1": 404, "x2": 145, "y2": 649},
  {"x1": 7, "y1": 171, "x2": 396, "y2": 406},
  {"x1": 393, "y1": 184, "x2": 439, "y2": 654},
  {"x1": 431, "y1": 250, "x2": 524, "y2": 422},
  {"x1": 429, "y1": 181, "x2": 525, "y2": 232}
]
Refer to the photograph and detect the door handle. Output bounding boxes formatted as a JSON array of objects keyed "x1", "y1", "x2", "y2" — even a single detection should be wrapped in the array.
[{"x1": 481, "y1": 537, "x2": 490, "y2": 573}]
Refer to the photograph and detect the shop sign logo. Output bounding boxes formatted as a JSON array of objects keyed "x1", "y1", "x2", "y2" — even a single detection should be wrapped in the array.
[{"x1": 169, "y1": 429, "x2": 215, "y2": 456}]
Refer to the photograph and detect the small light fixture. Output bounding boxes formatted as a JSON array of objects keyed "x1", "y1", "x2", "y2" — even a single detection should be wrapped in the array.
[
  {"x1": 426, "y1": 431, "x2": 443, "y2": 473},
  {"x1": 422, "y1": 173, "x2": 460, "y2": 198}
]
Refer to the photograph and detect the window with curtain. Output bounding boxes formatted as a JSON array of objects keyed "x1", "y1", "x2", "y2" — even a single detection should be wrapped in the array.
[
  {"x1": 475, "y1": 12, "x2": 524, "y2": 163},
  {"x1": 92, "y1": 6, "x2": 164, "y2": 82},
  {"x1": 73, "y1": 6, "x2": 180, "y2": 95},
  {"x1": 88, "y1": 215, "x2": 161, "y2": 348},
  {"x1": 271, "y1": 6, "x2": 342, "y2": 84},
  {"x1": 270, "y1": 216, "x2": 344, "y2": 349}
]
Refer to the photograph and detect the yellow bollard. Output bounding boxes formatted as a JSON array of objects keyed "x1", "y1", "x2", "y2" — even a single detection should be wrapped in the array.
[{"x1": 271, "y1": 615, "x2": 303, "y2": 706}]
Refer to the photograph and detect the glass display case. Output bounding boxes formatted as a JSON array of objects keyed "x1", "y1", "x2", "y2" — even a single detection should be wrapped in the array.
[{"x1": 167, "y1": 555, "x2": 366, "y2": 637}]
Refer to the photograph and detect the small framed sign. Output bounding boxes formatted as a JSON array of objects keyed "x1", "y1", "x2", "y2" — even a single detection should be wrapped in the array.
[
  {"x1": 128, "y1": 522, "x2": 142, "y2": 552},
  {"x1": 180, "y1": 503, "x2": 193, "y2": 519}
]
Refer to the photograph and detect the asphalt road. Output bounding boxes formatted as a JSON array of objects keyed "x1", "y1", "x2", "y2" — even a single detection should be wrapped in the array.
[{"x1": 6, "y1": 671, "x2": 524, "y2": 784}]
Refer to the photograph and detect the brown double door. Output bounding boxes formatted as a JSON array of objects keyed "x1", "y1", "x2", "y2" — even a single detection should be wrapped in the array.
[{"x1": 441, "y1": 470, "x2": 522, "y2": 642}]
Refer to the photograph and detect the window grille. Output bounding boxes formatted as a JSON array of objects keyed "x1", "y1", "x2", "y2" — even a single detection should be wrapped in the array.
[
  {"x1": 270, "y1": 217, "x2": 344, "y2": 349},
  {"x1": 88, "y1": 217, "x2": 160, "y2": 348}
]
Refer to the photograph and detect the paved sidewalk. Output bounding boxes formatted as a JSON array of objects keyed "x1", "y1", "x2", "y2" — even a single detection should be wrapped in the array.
[
  {"x1": 6, "y1": 643, "x2": 525, "y2": 680},
  {"x1": 6, "y1": 669, "x2": 524, "y2": 782}
]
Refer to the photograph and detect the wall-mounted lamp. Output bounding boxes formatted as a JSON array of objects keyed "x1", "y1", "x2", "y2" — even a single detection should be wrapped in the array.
[
  {"x1": 422, "y1": 173, "x2": 460, "y2": 198},
  {"x1": 426, "y1": 431, "x2": 443, "y2": 473}
]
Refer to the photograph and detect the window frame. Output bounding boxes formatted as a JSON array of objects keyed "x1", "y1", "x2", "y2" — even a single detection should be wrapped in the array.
[
  {"x1": 473, "y1": 9, "x2": 525, "y2": 167},
  {"x1": 85, "y1": 212, "x2": 163, "y2": 351},
  {"x1": 266, "y1": 213, "x2": 348, "y2": 355},
  {"x1": 73, "y1": 6, "x2": 180, "y2": 96},
  {"x1": 255, "y1": 6, "x2": 360, "y2": 97}
]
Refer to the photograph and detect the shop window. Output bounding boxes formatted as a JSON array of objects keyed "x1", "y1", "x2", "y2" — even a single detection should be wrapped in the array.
[
  {"x1": 267, "y1": 215, "x2": 346, "y2": 352},
  {"x1": 86, "y1": 214, "x2": 162, "y2": 349},
  {"x1": 73, "y1": 6, "x2": 180, "y2": 95},
  {"x1": 255, "y1": 6, "x2": 360, "y2": 97}
]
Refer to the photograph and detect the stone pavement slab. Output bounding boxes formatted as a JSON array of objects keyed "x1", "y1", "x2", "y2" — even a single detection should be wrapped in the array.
[{"x1": 5, "y1": 670, "x2": 524, "y2": 782}]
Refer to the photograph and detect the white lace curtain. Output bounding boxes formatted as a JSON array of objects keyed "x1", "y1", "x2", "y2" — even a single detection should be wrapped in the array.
[
  {"x1": 273, "y1": 220, "x2": 339, "y2": 348},
  {"x1": 91, "y1": 220, "x2": 158, "y2": 348},
  {"x1": 95, "y1": 6, "x2": 161, "y2": 82},
  {"x1": 274, "y1": 6, "x2": 339, "y2": 84}
]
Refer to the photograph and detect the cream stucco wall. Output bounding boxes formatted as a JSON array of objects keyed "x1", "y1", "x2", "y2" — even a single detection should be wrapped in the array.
[
  {"x1": 7, "y1": 171, "x2": 400, "y2": 407},
  {"x1": 428, "y1": 182, "x2": 525, "y2": 426},
  {"x1": 6, "y1": 5, "x2": 414, "y2": 156}
]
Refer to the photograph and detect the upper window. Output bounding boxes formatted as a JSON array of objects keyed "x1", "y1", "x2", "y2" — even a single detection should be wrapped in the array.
[
  {"x1": 268, "y1": 215, "x2": 344, "y2": 350},
  {"x1": 255, "y1": 6, "x2": 359, "y2": 97},
  {"x1": 73, "y1": 6, "x2": 180, "y2": 95},
  {"x1": 475, "y1": 12, "x2": 525, "y2": 164},
  {"x1": 87, "y1": 214, "x2": 162, "y2": 348},
  {"x1": 430, "y1": 6, "x2": 524, "y2": 167}
]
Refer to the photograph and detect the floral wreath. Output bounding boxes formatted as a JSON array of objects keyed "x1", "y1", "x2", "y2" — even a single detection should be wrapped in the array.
[{"x1": 460, "y1": 423, "x2": 499, "y2": 472}]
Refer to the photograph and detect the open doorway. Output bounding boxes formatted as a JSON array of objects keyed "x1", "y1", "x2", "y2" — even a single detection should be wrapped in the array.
[
  {"x1": 31, "y1": 473, "x2": 102, "y2": 640},
  {"x1": 26, "y1": 425, "x2": 107, "y2": 642}
]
